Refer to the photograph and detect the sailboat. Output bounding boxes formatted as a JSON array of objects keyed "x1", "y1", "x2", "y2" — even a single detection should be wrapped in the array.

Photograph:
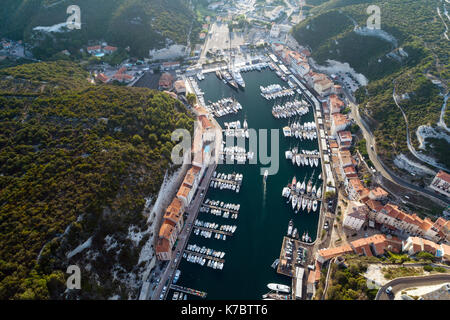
[
  {"x1": 307, "y1": 199, "x2": 312, "y2": 213},
  {"x1": 295, "y1": 154, "x2": 301, "y2": 166},
  {"x1": 300, "y1": 177, "x2": 306, "y2": 195},
  {"x1": 302, "y1": 197, "x2": 308, "y2": 211},
  {"x1": 291, "y1": 195, "x2": 298, "y2": 210},
  {"x1": 307, "y1": 178, "x2": 313, "y2": 194},
  {"x1": 291, "y1": 176, "x2": 297, "y2": 188},
  {"x1": 297, "y1": 195, "x2": 302, "y2": 212},
  {"x1": 316, "y1": 184, "x2": 322, "y2": 199},
  {"x1": 314, "y1": 158, "x2": 319, "y2": 167}
]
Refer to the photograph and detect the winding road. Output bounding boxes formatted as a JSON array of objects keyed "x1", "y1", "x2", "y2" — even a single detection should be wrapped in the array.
[
  {"x1": 376, "y1": 273, "x2": 450, "y2": 300},
  {"x1": 392, "y1": 85, "x2": 447, "y2": 172},
  {"x1": 350, "y1": 101, "x2": 449, "y2": 207}
]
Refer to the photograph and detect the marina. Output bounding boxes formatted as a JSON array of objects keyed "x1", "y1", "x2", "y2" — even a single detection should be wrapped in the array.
[
  {"x1": 205, "y1": 97, "x2": 242, "y2": 118},
  {"x1": 174, "y1": 69, "x2": 320, "y2": 300},
  {"x1": 271, "y1": 99, "x2": 310, "y2": 119},
  {"x1": 210, "y1": 172, "x2": 244, "y2": 193}
]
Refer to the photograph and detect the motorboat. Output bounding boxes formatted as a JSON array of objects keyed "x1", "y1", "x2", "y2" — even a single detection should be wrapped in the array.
[
  {"x1": 313, "y1": 200, "x2": 318, "y2": 212},
  {"x1": 267, "y1": 283, "x2": 290, "y2": 293}
]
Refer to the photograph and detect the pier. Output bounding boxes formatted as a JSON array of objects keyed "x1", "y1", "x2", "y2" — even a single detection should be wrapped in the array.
[
  {"x1": 211, "y1": 177, "x2": 242, "y2": 186},
  {"x1": 277, "y1": 237, "x2": 310, "y2": 277},
  {"x1": 170, "y1": 285, "x2": 207, "y2": 299},
  {"x1": 184, "y1": 250, "x2": 225, "y2": 264},
  {"x1": 193, "y1": 225, "x2": 234, "y2": 237},
  {"x1": 201, "y1": 203, "x2": 239, "y2": 214}
]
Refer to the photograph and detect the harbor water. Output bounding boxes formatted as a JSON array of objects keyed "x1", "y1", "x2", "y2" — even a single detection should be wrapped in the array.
[{"x1": 175, "y1": 70, "x2": 321, "y2": 300}]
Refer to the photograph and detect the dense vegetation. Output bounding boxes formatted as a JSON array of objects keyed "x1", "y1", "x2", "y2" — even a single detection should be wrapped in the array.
[
  {"x1": 0, "y1": 61, "x2": 194, "y2": 299},
  {"x1": 326, "y1": 255, "x2": 379, "y2": 300},
  {"x1": 2, "y1": 0, "x2": 198, "y2": 58},
  {"x1": 293, "y1": 0, "x2": 449, "y2": 171}
]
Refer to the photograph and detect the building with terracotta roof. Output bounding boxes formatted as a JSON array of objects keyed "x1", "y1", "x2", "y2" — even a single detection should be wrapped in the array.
[
  {"x1": 103, "y1": 45, "x2": 118, "y2": 54},
  {"x1": 173, "y1": 80, "x2": 186, "y2": 95},
  {"x1": 314, "y1": 78, "x2": 334, "y2": 97},
  {"x1": 156, "y1": 238, "x2": 171, "y2": 261},
  {"x1": 368, "y1": 203, "x2": 448, "y2": 242},
  {"x1": 331, "y1": 113, "x2": 351, "y2": 137},
  {"x1": 403, "y1": 236, "x2": 450, "y2": 262},
  {"x1": 163, "y1": 198, "x2": 185, "y2": 233},
  {"x1": 329, "y1": 94, "x2": 345, "y2": 114},
  {"x1": 337, "y1": 130, "x2": 352, "y2": 150},
  {"x1": 343, "y1": 166, "x2": 358, "y2": 179},
  {"x1": 177, "y1": 184, "x2": 193, "y2": 207},
  {"x1": 365, "y1": 199, "x2": 383, "y2": 213},
  {"x1": 317, "y1": 234, "x2": 402, "y2": 263},
  {"x1": 347, "y1": 178, "x2": 365, "y2": 200},
  {"x1": 317, "y1": 244, "x2": 354, "y2": 264},
  {"x1": 96, "y1": 73, "x2": 109, "y2": 83},
  {"x1": 369, "y1": 187, "x2": 389, "y2": 201},
  {"x1": 113, "y1": 73, "x2": 134, "y2": 83},
  {"x1": 159, "y1": 73, "x2": 174, "y2": 90},
  {"x1": 87, "y1": 45, "x2": 102, "y2": 54},
  {"x1": 343, "y1": 202, "x2": 368, "y2": 231},
  {"x1": 156, "y1": 222, "x2": 177, "y2": 260},
  {"x1": 430, "y1": 170, "x2": 450, "y2": 198}
]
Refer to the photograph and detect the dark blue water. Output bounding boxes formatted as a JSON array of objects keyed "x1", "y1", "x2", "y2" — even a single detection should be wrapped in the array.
[{"x1": 175, "y1": 70, "x2": 321, "y2": 300}]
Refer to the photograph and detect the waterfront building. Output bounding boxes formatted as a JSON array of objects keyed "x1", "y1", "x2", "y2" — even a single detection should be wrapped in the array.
[
  {"x1": 331, "y1": 113, "x2": 351, "y2": 137},
  {"x1": 174, "y1": 80, "x2": 186, "y2": 95},
  {"x1": 163, "y1": 198, "x2": 185, "y2": 234},
  {"x1": 156, "y1": 238, "x2": 172, "y2": 261},
  {"x1": 430, "y1": 170, "x2": 450, "y2": 198},
  {"x1": 177, "y1": 184, "x2": 194, "y2": 208},
  {"x1": 329, "y1": 94, "x2": 345, "y2": 114},
  {"x1": 156, "y1": 222, "x2": 177, "y2": 261},
  {"x1": 343, "y1": 202, "x2": 368, "y2": 231},
  {"x1": 337, "y1": 131, "x2": 352, "y2": 150}
]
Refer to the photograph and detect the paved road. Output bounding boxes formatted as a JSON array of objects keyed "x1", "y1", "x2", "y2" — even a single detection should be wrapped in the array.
[
  {"x1": 350, "y1": 101, "x2": 449, "y2": 207},
  {"x1": 152, "y1": 163, "x2": 217, "y2": 300},
  {"x1": 376, "y1": 273, "x2": 450, "y2": 300}
]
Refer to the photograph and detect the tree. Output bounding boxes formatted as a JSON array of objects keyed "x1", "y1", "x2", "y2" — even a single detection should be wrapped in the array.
[{"x1": 187, "y1": 93, "x2": 197, "y2": 106}]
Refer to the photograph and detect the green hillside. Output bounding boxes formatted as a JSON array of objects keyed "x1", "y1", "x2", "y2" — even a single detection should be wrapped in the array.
[
  {"x1": 1, "y1": 0, "x2": 198, "y2": 57},
  {"x1": 293, "y1": 0, "x2": 449, "y2": 170},
  {"x1": 0, "y1": 61, "x2": 194, "y2": 299}
]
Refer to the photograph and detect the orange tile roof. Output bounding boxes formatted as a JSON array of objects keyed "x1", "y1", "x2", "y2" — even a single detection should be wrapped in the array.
[
  {"x1": 436, "y1": 170, "x2": 450, "y2": 183},
  {"x1": 318, "y1": 244, "x2": 353, "y2": 260},
  {"x1": 156, "y1": 238, "x2": 170, "y2": 254},
  {"x1": 163, "y1": 198, "x2": 184, "y2": 224},
  {"x1": 349, "y1": 178, "x2": 364, "y2": 192},
  {"x1": 370, "y1": 187, "x2": 388, "y2": 198},
  {"x1": 365, "y1": 199, "x2": 383, "y2": 212},
  {"x1": 333, "y1": 113, "x2": 350, "y2": 127},
  {"x1": 177, "y1": 185, "x2": 191, "y2": 199},
  {"x1": 159, "y1": 222, "x2": 175, "y2": 240}
]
